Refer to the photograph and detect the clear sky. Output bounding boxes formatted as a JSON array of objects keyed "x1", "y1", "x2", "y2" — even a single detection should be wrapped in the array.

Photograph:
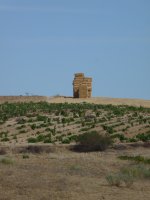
[{"x1": 0, "y1": 0, "x2": 150, "y2": 99}]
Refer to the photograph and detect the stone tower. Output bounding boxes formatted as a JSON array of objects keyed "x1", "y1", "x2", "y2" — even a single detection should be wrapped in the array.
[{"x1": 73, "y1": 73, "x2": 92, "y2": 98}]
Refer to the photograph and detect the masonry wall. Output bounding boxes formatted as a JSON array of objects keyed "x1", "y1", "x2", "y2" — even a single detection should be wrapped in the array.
[{"x1": 73, "y1": 73, "x2": 92, "y2": 98}]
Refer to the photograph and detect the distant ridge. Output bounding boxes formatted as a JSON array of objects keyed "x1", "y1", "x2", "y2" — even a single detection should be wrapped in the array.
[
  {"x1": 0, "y1": 96, "x2": 150, "y2": 108},
  {"x1": 0, "y1": 96, "x2": 47, "y2": 103}
]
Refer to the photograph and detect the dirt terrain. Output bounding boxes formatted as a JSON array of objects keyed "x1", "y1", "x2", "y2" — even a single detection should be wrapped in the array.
[
  {"x1": 0, "y1": 96, "x2": 47, "y2": 103},
  {"x1": 0, "y1": 101, "x2": 150, "y2": 145},
  {"x1": 0, "y1": 146, "x2": 150, "y2": 200},
  {"x1": 47, "y1": 96, "x2": 150, "y2": 108},
  {"x1": 0, "y1": 96, "x2": 150, "y2": 107},
  {"x1": 0, "y1": 98, "x2": 150, "y2": 200}
]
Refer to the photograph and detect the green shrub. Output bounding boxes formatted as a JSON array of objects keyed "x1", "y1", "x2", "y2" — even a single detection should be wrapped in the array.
[
  {"x1": 120, "y1": 173, "x2": 134, "y2": 187},
  {"x1": 136, "y1": 132, "x2": 150, "y2": 142},
  {"x1": 13, "y1": 135, "x2": 17, "y2": 140},
  {"x1": 30, "y1": 124, "x2": 36, "y2": 130},
  {"x1": 68, "y1": 134, "x2": 78, "y2": 142},
  {"x1": 28, "y1": 118, "x2": 34, "y2": 123},
  {"x1": 102, "y1": 125, "x2": 114, "y2": 134},
  {"x1": 43, "y1": 138, "x2": 52, "y2": 143},
  {"x1": 120, "y1": 165, "x2": 150, "y2": 179},
  {"x1": 106, "y1": 168, "x2": 135, "y2": 187},
  {"x1": 27, "y1": 137, "x2": 37, "y2": 143},
  {"x1": 106, "y1": 174, "x2": 122, "y2": 187},
  {"x1": 36, "y1": 115, "x2": 48, "y2": 122},
  {"x1": 111, "y1": 134, "x2": 127, "y2": 142},
  {"x1": 19, "y1": 129, "x2": 26, "y2": 134},
  {"x1": 1, "y1": 137, "x2": 9, "y2": 142},
  {"x1": 0, "y1": 157, "x2": 13, "y2": 165},
  {"x1": 43, "y1": 133, "x2": 52, "y2": 143},
  {"x1": 80, "y1": 127, "x2": 91, "y2": 132},
  {"x1": 62, "y1": 138, "x2": 70, "y2": 144},
  {"x1": 0, "y1": 131, "x2": 8, "y2": 138},
  {"x1": 106, "y1": 164, "x2": 150, "y2": 188},
  {"x1": 36, "y1": 134, "x2": 44, "y2": 142},
  {"x1": 45, "y1": 128, "x2": 51, "y2": 132},
  {"x1": 75, "y1": 131, "x2": 113, "y2": 152},
  {"x1": 27, "y1": 133, "x2": 52, "y2": 143},
  {"x1": 16, "y1": 125, "x2": 26, "y2": 130},
  {"x1": 128, "y1": 138, "x2": 138, "y2": 142},
  {"x1": 118, "y1": 155, "x2": 150, "y2": 164},
  {"x1": 17, "y1": 118, "x2": 26, "y2": 124},
  {"x1": 22, "y1": 154, "x2": 29, "y2": 159}
]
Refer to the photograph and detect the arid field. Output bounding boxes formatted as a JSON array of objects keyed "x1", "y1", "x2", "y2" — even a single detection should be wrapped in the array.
[
  {"x1": 0, "y1": 145, "x2": 150, "y2": 200},
  {"x1": 0, "y1": 96, "x2": 150, "y2": 200},
  {"x1": 0, "y1": 96, "x2": 150, "y2": 108}
]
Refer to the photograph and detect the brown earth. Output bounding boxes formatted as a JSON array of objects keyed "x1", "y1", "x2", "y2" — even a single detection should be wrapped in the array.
[
  {"x1": 0, "y1": 95, "x2": 150, "y2": 146},
  {"x1": 0, "y1": 96, "x2": 150, "y2": 107},
  {"x1": 0, "y1": 96, "x2": 47, "y2": 103},
  {"x1": 0, "y1": 146, "x2": 150, "y2": 200},
  {"x1": 0, "y1": 96, "x2": 150, "y2": 199},
  {"x1": 47, "y1": 96, "x2": 150, "y2": 108}
]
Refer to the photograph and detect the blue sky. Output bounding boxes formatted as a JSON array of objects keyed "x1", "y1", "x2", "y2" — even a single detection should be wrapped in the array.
[{"x1": 0, "y1": 0, "x2": 150, "y2": 99}]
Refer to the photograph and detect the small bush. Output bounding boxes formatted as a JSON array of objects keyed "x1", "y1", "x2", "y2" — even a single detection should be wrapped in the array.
[
  {"x1": 128, "y1": 138, "x2": 138, "y2": 142},
  {"x1": 106, "y1": 164, "x2": 150, "y2": 187},
  {"x1": 45, "y1": 128, "x2": 51, "y2": 132},
  {"x1": 62, "y1": 138, "x2": 70, "y2": 144},
  {"x1": 118, "y1": 155, "x2": 150, "y2": 164},
  {"x1": 36, "y1": 115, "x2": 48, "y2": 122},
  {"x1": 1, "y1": 137, "x2": 9, "y2": 142},
  {"x1": 19, "y1": 130, "x2": 26, "y2": 134},
  {"x1": 13, "y1": 135, "x2": 17, "y2": 140},
  {"x1": 120, "y1": 165, "x2": 150, "y2": 179},
  {"x1": 111, "y1": 134, "x2": 127, "y2": 142},
  {"x1": 106, "y1": 174, "x2": 122, "y2": 187},
  {"x1": 22, "y1": 154, "x2": 29, "y2": 159},
  {"x1": 0, "y1": 157, "x2": 13, "y2": 165},
  {"x1": 136, "y1": 132, "x2": 150, "y2": 142},
  {"x1": 36, "y1": 134, "x2": 45, "y2": 142},
  {"x1": 27, "y1": 137, "x2": 37, "y2": 143},
  {"x1": 30, "y1": 124, "x2": 36, "y2": 130},
  {"x1": 44, "y1": 133, "x2": 52, "y2": 143},
  {"x1": 120, "y1": 173, "x2": 134, "y2": 187},
  {"x1": 74, "y1": 131, "x2": 113, "y2": 152},
  {"x1": 0, "y1": 131, "x2": 8, "y2": 138},
  {"x1": 106, "y1": 170, "x2": 134, "y2": 188},
  {"x1": 102, "y1": 125, "x2": 114, "y2": 134},
  {"x1": 80, "y1": 127, "x2": 91, "y2": 132},
  {"x1": 16, "y1": 125, "x2": 26, "y2": 130},
  {"x1": 43, "y1": 138, "x2": 52, "y2": 143},
  {"x1": 17, "y1": 118, "x2": 26, "y2": 124},
  {"x1": 68, "y1": 134, "x2": 78, "y2": 142}
]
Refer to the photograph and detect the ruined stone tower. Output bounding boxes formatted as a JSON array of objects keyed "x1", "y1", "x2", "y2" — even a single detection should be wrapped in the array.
[{"x1": 73, "y1": 73, "x2": 92, "y2": 98}]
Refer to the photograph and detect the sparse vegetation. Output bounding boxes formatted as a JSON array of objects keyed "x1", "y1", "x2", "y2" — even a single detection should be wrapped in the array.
[
  {"x1": 106, "y1": 164, "x2": 150, "y2": 187},
  {"x1": 118, "y1": 155, "x2": 150, "y2": 164},
  {"x1": 27, "y1": 133, "x2": 52, "y2": 143},
  {"x1": 0, "y1": 157, "x2": 13, "y2": 165},
  {"x1": 22, "y1": 154, "x2": 29, "y2": 159},
  {"x1": 0, "y1": 101, "x2": 150, "y2": 145}
]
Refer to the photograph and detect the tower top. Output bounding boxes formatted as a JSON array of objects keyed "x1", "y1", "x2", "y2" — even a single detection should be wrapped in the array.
[{"x1": 74, "y1": 73, "x2": 84, "y2": 77}]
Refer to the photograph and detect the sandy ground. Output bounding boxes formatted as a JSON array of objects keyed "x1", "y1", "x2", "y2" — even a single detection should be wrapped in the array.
[
  {"x1": 0, "y1": 146, "x2": 150, "y2": 200},
  {"x1": 47, "y1": 96, "x2": 150, "y2": 108},
  {"x1": 0, "y1": 96, "x2": 150, "y2": 107},
  {"x1": 0, "y1": 96, "x2": 150, "y2": 200}
]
